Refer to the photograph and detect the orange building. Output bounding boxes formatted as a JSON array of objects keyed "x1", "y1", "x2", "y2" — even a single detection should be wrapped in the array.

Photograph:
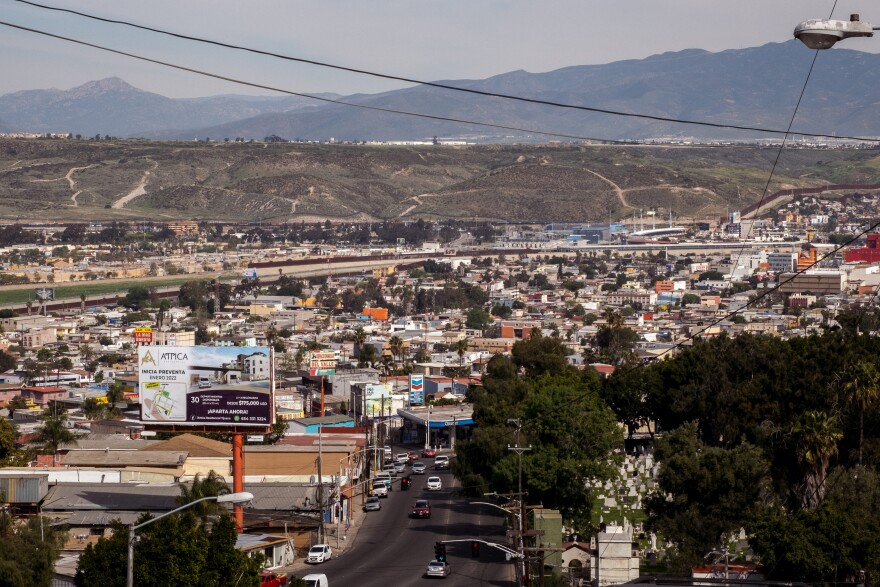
[{"x1": 361, "y1": 307, "x2": 389, "y2": 321}]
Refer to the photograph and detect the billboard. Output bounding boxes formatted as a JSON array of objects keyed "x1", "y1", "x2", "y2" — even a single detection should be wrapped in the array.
[
  {"x1": 309, "y1": 350, "x2": 336, "y2": 376},
  {"x1": 133, "y1": 327, "x2": 153, "y2": 344},
  {"x1": 35, "y1": 287, "x2": 54, "y2": 301},
  {"x1": 138, "y1": 346, "x2": 274, "y2": 428},
  {"x1": 409, "y1": 374, "x2": 425, "y2": 405}
]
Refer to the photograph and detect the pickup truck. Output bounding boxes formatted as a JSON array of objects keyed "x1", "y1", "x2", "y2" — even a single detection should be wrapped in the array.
[{"x1": 259, "y1": 571, "x2": 288, "y2": 587}]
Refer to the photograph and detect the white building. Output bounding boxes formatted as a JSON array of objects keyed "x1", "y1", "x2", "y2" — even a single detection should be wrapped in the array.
[{"x1": 591, "y1": 523, "x2": 639, "y2": 586}]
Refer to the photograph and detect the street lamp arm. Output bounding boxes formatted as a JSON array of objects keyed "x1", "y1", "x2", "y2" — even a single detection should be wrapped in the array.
[
  {"x1": 471, "y1": 501, "x2": 522, "y2": 520},
  {"x1": 439, "y1": 538, "x2": 523, "y2": 559}
]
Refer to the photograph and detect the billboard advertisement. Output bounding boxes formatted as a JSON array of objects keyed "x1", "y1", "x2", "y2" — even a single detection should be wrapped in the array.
[
  {"x1": 133, "y1": 327, "x2": 153, "y2": 344},
  {"x1": 138, "y1": 346, "x2": 274, "y2": 428},
  {"x1": 409, "y1": 374, "x2": 425, "y2": 405},
  {"x1": 309, "y1": 350, "x2": 336, "y2": 376},
  {"x1": 35, "y1": 287, "x2": 55, "y2": 301}
]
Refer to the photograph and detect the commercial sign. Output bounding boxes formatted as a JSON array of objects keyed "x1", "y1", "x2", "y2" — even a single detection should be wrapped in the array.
[
  {"x1": 309, "y1": 351, "x2": 336, "y2": 376},
  {"x1": 35, "y1": 287, "x2": 54, "y2": 301},
  {"x1": 409, "y1": 374, "x2": 425, "y2": 405},
  {"x1": 138, "y1": 346, "x2": 274, "y2": 428},
  {"x1": 133, "y1": 327, "x2": 153, "y2": 344}
]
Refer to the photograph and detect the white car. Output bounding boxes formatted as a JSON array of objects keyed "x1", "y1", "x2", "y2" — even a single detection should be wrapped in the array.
[
  {"x1": 426, "y1": 476, "x2": 442, "y2": 491},
  {"x1": 412, "y1": 461, "x2": 427, "y2": 474},
  {"x1": 370, "y1": 483, "x2": 388, "y2": 498},
  {"x1": 426, "y1": 560, "x2": 451, "y2": 578},
  {"x1": 395, "y1": 452, "x2": 409, "y2": 464},
  {"x1": 306, "y1": 544, "x2": 332, "y2": 564},
  {"x1": 434, "y1": 455, "x2": 450, "y2": 470}
]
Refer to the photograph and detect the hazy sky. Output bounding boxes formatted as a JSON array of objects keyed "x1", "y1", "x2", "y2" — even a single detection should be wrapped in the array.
[{"x1": 2, "y1": 0, "x2": 878, "y2": 98}]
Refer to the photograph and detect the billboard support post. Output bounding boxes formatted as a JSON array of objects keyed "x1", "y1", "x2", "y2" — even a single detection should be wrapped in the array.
[{"x1": 232, "y1": 433, "x2": 244, "y2": 531}]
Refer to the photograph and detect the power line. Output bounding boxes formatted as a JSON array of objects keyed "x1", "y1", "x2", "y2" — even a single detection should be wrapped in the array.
[
  {"x1": 0, "y1": 20, "x2": 630, "y2": 144},
  {"x1": 9, "y1": 1, "x2": 880, "y2": 144}
]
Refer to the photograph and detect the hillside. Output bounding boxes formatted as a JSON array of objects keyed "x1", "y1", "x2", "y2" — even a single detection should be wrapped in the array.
[
  {"x1": 3, "y1": 42, "x2": 880, "y2": 142},
  {"x1": 2, "y1": 138, "x2": 879, "y2": 223}
]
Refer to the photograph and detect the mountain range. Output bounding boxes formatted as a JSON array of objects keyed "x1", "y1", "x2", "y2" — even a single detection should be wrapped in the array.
[{"x1": 3, "y1": 40, "x2": 880, "y2": 142}]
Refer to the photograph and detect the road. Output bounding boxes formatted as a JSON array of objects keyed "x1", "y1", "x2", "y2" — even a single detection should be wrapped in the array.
[{"x1": 305, "y1": 466, "x2": 515, "y2": 586}]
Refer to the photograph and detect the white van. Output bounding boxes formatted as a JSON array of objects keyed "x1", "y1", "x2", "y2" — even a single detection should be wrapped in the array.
[
  {"x1": 302, "y1": 574, "x2": 329, "y2": 587},
  {"x1": 197, "y1": 376, "x2": 211, "y2": 389}
]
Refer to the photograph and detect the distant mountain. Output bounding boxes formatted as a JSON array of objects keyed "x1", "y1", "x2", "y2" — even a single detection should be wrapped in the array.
[
  {"x1": 0, "y1": 77, "x2": 339, "y2": 137},
  {"x1": 3, "y1": 41, "x2": 880, "y2": 141}
]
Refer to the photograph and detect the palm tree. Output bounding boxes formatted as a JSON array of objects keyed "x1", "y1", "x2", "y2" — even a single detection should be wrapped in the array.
[
  {"x1": 177, "y1": 471, "x2": 230, "y2": 520},
  {"x1": 792, "y1": 410, "x2": 843, "y2": 509},
  {"x1": 389, "y1": 336, "x2": 404, "y2": 368},
  {"x1": 34, "y1": 401, "x2": 75, "y2": 461},
  {"x1": 453, "y1": 338, "x2": 469, "y2": 393},
  {"x1": 843, "y1": 361, "x2": 880, "y2": 467}
]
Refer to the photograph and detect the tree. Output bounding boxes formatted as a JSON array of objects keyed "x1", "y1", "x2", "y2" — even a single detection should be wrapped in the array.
[
  {"x1": 0, "y1": 416, "x2": 16, "y2": 460},
  {"x1": 843, "y1": 361, "x2": 880, "y2": 467},
  {"x1": 792, "y1": 410, "x2": 842, "y2": 510},
  {"x1": 645, "y1": 422, "x2": 770, "y2": 572},
  {"x1": 464, "y1": 308, "x2": 491, "y2": 330},
  {"x1": 75, "y1": 513, "x2": 263, "y2": 587},
  {"x1": 0, "y1": 510, "x2": 61, "y2": 587},
  {"x1": 177, "y1": 471, "x2": 230, "y2": 519},
  {"x1": 33, "y1": 401, "x2": 75, "y2": 458},
  {"x1": 389, "y1": 335, "x2": 405, "y2": 367},
  {"x1": 0, "y1": 349, "x2": 16, "y2": 372}
]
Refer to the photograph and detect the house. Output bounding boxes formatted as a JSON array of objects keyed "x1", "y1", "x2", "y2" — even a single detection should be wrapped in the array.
[{"x1": 140, "y1": 433, "x2": 231, "y2": 479}]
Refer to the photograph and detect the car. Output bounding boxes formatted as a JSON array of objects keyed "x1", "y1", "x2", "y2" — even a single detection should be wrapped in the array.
[
  {"x1": 434, "y1": 455, "x2": 450, "y2": 470},
  {"x1": 407, "y1": 451, "x2": 420, "y2": 461},
  {"x1": 412, "y1": 461, "x2": 427, "y2": 474},
  {"x1": 393, "y1": 461, "x2": 406, "y2": 473},
  {"x1": 426, "y1": 476, "x2": 442, "y2": 491},
  {"x1": 197, "y1": 376, "x2": 211, "y2": 389},
  {"x1": 425, "y1": 560, "x2": 451, "y2": 578},
  {"x1": 301, "y1": 574, "x2": 328, "y2": 587},
  {"x1": 306, "y1": 544, "x2": 332, "y2": 564},
  {"x1": 395, "y1": 452, "x2": 409, "y2": 464},
  {"x1": 364, "y1": 496, "x2": 382, "y2": 511},
  {"x1": 422, "y1": 448, "x2": 436, "y2": 458},
  {"x1": 370, "y1": 484, "x2": 388, "y2": 498},
  {"x1": 259, "y1": 571, "x2": 288, "y2": 587},
  {"x1": 411, "y1": 499, "x2": 431, "y2": 518}
]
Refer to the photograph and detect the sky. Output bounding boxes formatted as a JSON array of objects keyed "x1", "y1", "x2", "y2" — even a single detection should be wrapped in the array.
[{"x1": 1, "y1": 0, "x2": 878, "y2": 99}]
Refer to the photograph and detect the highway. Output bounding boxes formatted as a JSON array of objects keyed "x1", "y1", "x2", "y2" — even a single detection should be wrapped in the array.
[{"x1": 307, "y1": 466, "x2": 515, "y2": 586}]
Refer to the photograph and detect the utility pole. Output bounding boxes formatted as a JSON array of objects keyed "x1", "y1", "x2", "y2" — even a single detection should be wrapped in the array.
[
  {"x1": 317, "y1": 425, "x2": 325, "y2": 543},
  {"x1": 508, "y1": 418, "x2": 531, "y2": 586}
]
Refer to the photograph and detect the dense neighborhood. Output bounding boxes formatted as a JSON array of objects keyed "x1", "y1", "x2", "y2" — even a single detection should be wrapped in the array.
[{"x1": 0, "y1": 202, "x2": 879, "y2": 586}]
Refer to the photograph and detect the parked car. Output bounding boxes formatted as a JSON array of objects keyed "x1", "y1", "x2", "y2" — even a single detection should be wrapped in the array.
[
  {"x1": 370, "y1": 484, "x2": 388, "y2": 498},
  {"x1": 301, "y1": 574, "x2": 329, "y2": 587},
  {"x1": 412, "y1": 461, "x2": 427, "y2": 474},
  {"x1": 411, "y1": 499, "x2": 431, "y2": 518},
  {"x1": 434, "y1": 455, "x2": 450, "y2": 470},
  {"x1": 364, "y1": 496, "x2": 382, "y2": 511},
  {"x1": 425, "y1": 560, "x2": 451, "y2": 578},
  {"x1": 426, "y1": 476, "x2": 442, "y2": 491},
  {"x1": 422, "y1": 448, "x2": 436, "y2": 458},
  {"x1": 259, "y1": 571, "x2": 288, "y2": 587},
  {"x1": 306, "y1": 544, "x2": 332, "y2": 564}
]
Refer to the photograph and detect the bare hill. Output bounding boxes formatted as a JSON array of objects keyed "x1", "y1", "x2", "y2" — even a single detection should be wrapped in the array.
[{"x1": 1, "y1": 138, "x2": 878, "y2": 223}]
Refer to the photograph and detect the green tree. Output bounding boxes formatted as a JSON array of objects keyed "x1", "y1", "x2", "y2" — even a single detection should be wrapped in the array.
[
  {"x1": 645, "y1": 422, "x2": 770, "y2": 572},
  {"x1": 843, "y1": 361, "x2": 880, "y2": 467},
  {"x1": 0, "y1": 510, "x2": 61, "y2": 587},
  {"x1": 464, "y1": 308, "x2": 491, "y2": 330},
  {"x1": 34, "y1": 401, "x2": 75, "y2": 458},
  {"x1": 177, "y1": 471, "x2": 230, "y2": 519},
  {"x1": 0, "y1": 416, "x2": 16, "y2": 460},
  {"x1": 792, "y1": 410, "x2": 842, "y2": 510}
]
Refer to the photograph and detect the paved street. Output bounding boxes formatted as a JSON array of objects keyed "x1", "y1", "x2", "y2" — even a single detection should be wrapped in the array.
[{"x1": 293, "y1": 466, "x2": 516, "y2": 586}]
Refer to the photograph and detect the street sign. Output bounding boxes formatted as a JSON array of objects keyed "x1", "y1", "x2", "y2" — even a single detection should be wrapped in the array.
[{"x1": 133, "y1": 327, "x2": 153, "y2": 344}]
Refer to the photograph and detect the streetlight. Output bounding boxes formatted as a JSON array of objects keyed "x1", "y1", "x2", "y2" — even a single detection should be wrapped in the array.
[
  {"x1": 794, "y1": 14, "x2": 877, "y2": 49},
  {"x1": 126, "y1": 492, "x2": 253, "y2": 587}
]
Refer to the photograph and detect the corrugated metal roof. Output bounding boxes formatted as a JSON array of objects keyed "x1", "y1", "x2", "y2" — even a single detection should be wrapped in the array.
[
  {"x1": 42, "y1": 483, "x2": 181, "y2": 511},
  {"x1": 247, "y1": 483, "x2": 320, "y2": 511},
  {"x1": 62, "y1": 451, "x2": 188, "y2": 467},
  {"x1": 52, "y1": 510, "x2": 142, "y2": 526}
]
